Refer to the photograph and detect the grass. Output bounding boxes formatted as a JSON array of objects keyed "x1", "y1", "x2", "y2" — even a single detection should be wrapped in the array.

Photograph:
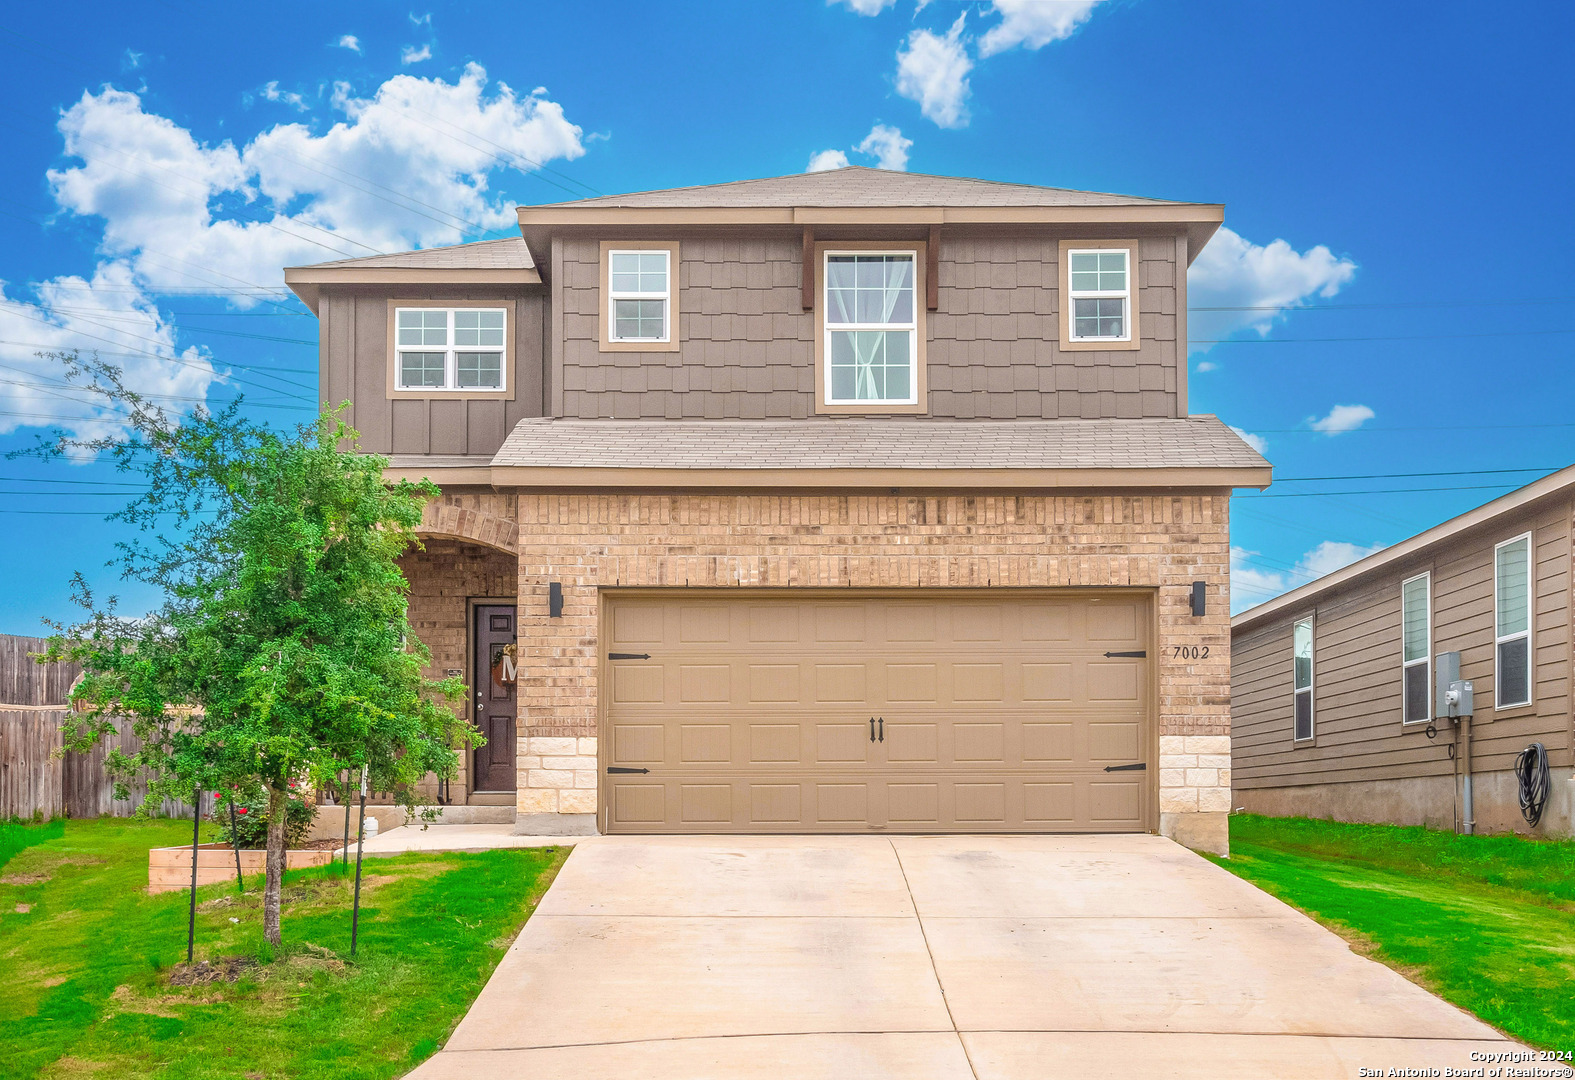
[
  {"x1": 0, "y1": 817, "x2": 569, "y2": 1080},
  {"x1": 1211, "y1": 814, "x2": 1575, "y2": 1050},
  {"x1": 0, "y1": 818, "x2": 65, "y2": 870}
]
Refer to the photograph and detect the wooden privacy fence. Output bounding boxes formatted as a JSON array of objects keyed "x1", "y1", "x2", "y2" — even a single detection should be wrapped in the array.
[{"x1": 0, "y1": 633, "x2": 193, "y2": 820}]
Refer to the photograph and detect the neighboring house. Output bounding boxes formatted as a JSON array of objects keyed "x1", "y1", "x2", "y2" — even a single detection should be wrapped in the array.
[
  {"x1": 284, "y1": 167, "x2": 1268, "y2": 853},
  {"x1": 1231, "y1": 468, "x2": 1575, "y2": 837}
]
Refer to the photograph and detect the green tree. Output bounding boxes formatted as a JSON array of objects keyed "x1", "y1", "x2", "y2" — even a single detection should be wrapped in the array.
[{"x1": 30, "y1": 354, "x2": 472, "y2": 946}]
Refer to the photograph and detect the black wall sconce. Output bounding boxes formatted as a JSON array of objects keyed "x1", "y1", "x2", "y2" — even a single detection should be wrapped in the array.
[
  {"x1": 548, "y1": 581, "x2": 564, "y2": 618},
  {"x1": 1189, "y1": 580, "x2": 1206, "y2": 617}
]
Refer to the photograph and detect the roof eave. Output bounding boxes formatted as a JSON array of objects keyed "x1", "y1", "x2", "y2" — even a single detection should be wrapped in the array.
[
  {"x1": 380, "y1": 462, "x2": 1271, "y2": 491},
  {"x1": 282, "y1": 266, "x2": 543, "y2": 315},
  {"x1": 1231, "y1": 464, "x2": 1575, "y2": 633}
]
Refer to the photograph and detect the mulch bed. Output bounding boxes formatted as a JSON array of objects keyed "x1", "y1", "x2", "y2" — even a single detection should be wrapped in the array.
[{"x1": 168, "y1": 957, "x2": 257, "y2": 986}]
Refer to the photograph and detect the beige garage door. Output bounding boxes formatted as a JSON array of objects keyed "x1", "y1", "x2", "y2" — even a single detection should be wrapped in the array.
[{"x1": 601, "y1": 593, "x2": 1152, "y2": 834}]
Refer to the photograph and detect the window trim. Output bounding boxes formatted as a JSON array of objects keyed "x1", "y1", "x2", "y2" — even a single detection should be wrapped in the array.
[
  {"x1": 1292, "y1": 614, "x2": 1315, "y2": 744},
  {"x1": 1058, "y1": 239, "x2": 1141, "y2": 352},
  {"x1": 598, "y1": 241, "x2": 680, "y2": 353},
  {"x1": 1494, "y1": 531, "x2": 1534, "y2": 710},
  {"x1": 385, "y1": 299, "x2": 516, "y2": 400},
  {"x1": 1400, "y1": 571, "x2": 1432, "y2": 726},
  {"x1": 812, "y1": 239, "x2": 928, "y2": 415}
]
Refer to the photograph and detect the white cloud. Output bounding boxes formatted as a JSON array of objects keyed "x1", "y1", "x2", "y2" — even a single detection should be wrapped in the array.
[
  {"x1": 828, "y1": 0, "x2": 898, "y2": 12},
  {"x1": 1231, "y1": 540, "x2": 1385, "y2": 613},
  {"x1": 1309, "y1": 403, "x2": 1375, "y2": 435},
  {"x1": 409, "y1": 12, "x2": 431, "y2": 26},
  {"x1": 1229, "y1": 425, "x2": 1266, "y2": 455},
  {"x1": 856, "y1": 123, "x2": 911, "y2": 170},
  {"x1": 807, "y1": 123, "x2": 913, "y2": 174},
  {"x1": 336, "y1": 35, "x2": 362, "y2": 53},
  {"x1": 896, "y1": 14, "x2": 972, "y2": 129},
  {"x1": 806, "y1": 149, "x2": 850, "y2": 173},
  {"x1": 1195, "y1": 360, "x2": 1218, "y2": 372},
  {"x1": 121, "y1": 49, "x2": 144, "y2": 72},
  {"x1": 48, "y1": 65, "x2": 584, "y2": 304},
  {"x1": 0, "y1": 263, "x2": 218, "y2": 452},
  {"x1": 260, "y1": 81, "x2": 309, "y2": 111},
  {"x1": 400, "y1": 43, "x2": 431, "y2": 65},
  {"x1": 1187, "y1": 226, "x2": 1357, "y2": 351},
  {"x1": 978, "y1": 0, "x2": 1100, "y2": 56}
]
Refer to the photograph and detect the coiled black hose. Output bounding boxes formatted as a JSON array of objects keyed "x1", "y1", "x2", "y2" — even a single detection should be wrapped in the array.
[{"x1": 1513, "y1": 742, "x2": 1550, "y2": 828}]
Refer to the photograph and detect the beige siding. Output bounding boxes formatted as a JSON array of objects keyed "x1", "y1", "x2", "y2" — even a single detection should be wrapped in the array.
[
  {"x1": 1231, "y1": 498, "x2": 1573, "y2": 792},
  {"x1": 317, "y1": 284, "x2": 547, "y2": 457},
  {"x1": 556, "y1": 230, "x2": 1183, "y2": 421}
]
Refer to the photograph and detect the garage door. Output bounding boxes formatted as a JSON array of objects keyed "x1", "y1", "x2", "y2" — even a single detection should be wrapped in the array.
[{"x1": 601, "y1": 593, "x2": 1152, "y2": 834}]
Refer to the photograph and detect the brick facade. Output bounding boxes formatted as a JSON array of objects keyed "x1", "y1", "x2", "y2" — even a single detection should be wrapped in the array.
[{"x1": 404, "y1": 490, "x2": 1234, "y2": 851}]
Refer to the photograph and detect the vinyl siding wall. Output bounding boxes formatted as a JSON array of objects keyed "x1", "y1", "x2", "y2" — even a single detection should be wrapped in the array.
[
  {"x1": 1231, "y1": 497, "x2": 1573, "y2": 797},
  {"x1": 552, "y1": 231, "x2": 1184, "y2": 421},
  {"x1": 318, "y1": 284, "x2": 548, "y2": 457}
]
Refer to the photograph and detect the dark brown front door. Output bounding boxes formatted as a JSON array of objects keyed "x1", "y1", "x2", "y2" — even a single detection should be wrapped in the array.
[{"x1": 473, "y1": 605, "x2": 517, "y2": 792}]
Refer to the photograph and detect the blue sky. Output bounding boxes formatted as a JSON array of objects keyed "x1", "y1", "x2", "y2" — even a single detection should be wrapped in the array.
[{"x1": 0, "y1": 0, "x2": 1572, "y2": 632}]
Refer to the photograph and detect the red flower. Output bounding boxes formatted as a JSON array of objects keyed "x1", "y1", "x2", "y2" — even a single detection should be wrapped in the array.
[
  {"x1": 288, "y1": 781, "x2": 297, "y2": 788},
  {"x1": 237, "y1": 807, "x2": 248, "y2": 814},
  {"x1": 213, "y1": 792, "x2": 222, "y2": 799}
]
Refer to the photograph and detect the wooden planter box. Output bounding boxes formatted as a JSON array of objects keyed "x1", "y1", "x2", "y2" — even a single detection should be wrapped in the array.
[{"x1": 148, "y1": 843, "x2": 335, "y2": 893}]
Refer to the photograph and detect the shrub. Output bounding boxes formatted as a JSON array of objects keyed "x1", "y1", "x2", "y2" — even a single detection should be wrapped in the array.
[{"x1": 212, "y1": 782, "x2": 316, "y2": 849}]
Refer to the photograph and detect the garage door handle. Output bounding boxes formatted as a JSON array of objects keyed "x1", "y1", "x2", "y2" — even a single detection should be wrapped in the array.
[
  {"x1": 608, "y1": 652, "x2": 650, "y2": 660},
  {"x1": 1103, "y1": 762, "x2": 1147, "y2": 772},
  {"x1": 869, "y1": 717, "x2": 876, "y2": 742},
  {"x1": 1103, "y1": 651, "x2": 1146, "y2": 658},
  {"x1": 607, "y1": 766, "x2": 650, "y2": 774},
  {"x1": 878, "y1": 716, "x2": 884, "y2": 742}
]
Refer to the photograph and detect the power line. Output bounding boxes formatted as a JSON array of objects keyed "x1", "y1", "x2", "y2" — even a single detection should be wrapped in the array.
[
  {"x1": 1274, "y1": 466, "x2": 1564, "y2": 483},
  {"x1": 1188, "y1": 296, "x2": 1575, "y2": 312},
  {"x1": 1196, "y1": 327, "x2": 1574, "y2": 345},
  {"x1": 1240, "y1": 482, "x2": 1523, "y2": 499}
]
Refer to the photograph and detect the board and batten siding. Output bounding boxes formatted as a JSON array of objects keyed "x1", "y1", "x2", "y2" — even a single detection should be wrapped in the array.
[
  {"x1": 318, "y1": 285, "x2": 547, "y2": 458},
  {"x1": 1231, "y1": 497, "x2": 1573, "y2": 793},
  {"x1": 552, "y1": 231, "x2": 1184, "y2": 422}
]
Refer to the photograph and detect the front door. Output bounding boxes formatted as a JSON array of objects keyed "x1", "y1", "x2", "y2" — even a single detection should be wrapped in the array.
[{"x1": 473, "y1": 605, "x2": 518, "y2": 792}]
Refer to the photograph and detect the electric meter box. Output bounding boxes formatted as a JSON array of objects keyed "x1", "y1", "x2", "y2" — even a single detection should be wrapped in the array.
[{"x1": 1435, "y1": 651, "x2": 1473, "y2": 718}]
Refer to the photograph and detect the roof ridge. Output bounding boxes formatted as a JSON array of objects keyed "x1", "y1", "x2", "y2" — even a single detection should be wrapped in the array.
[{"x1": 294, "y1": 234, "x2": 525, "y2": 270}]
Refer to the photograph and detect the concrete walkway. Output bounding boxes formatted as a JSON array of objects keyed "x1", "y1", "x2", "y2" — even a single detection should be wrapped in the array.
[
  {"x1": 406, "y1": 834, "x2": 1516, "y2": 1079},
  {"x1": 335, "y1": 822, "x2": 567, "y2": 858}
]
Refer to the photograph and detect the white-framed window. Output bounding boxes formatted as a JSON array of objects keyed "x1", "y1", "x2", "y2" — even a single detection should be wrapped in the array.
[
  {"x1": 1293, "y1": 616, "x2": 1314, "y2": 741},
  {"x1": 395, "y1": 307, "x2": 507, "y2": 391},
  {"x1": 608, "y1": 249, "x2": 671, "y2": 343},
  {"x1": 1067, "y1": 248, "x2": 1131, "y2": 342},
  {"x1": 1494, "y1": 533, "x2": 1533, "y2": 709},
  {"x1": 824, "y1": 250, "x2": 917, "y2": 405},
  {"x1": 1401, "y1": 572, "x2": 1431, "y2": 724}
]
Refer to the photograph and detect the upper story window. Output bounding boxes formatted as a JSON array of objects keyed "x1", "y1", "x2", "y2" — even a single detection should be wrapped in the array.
[
  {"x1": 1494, "y1": 533, "x2": 1533, "y2": 709},
  {"x1": 1068, "y1": 249, "x2": 1130, "y2": 342},
  {"x1": 1292, "y1": 616, "x2": 1314, "y2": 742},
  {"x1": 599, "y1": 242, "x2": 680, "y2": 353},
  {"x1": 1058, "y1": 240, "x2": 1141, "y2": 352},
  {"x1": 395, "y1": 307, "x2": 506, "y2": 391},
  {"x1": 608, "y1": 249, "x2": 670, "y2": 343},
  {"x1": 824, "y1": 252, "x2": 917, "y2": 405},
  {"x1": 1401, "y1": 573, "x2": 1431, "y2": 724}
]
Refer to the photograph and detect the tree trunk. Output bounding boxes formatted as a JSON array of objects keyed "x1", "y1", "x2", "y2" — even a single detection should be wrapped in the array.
[{"x1": 262, "y1": 785, "x2": 287, "y2": 946}]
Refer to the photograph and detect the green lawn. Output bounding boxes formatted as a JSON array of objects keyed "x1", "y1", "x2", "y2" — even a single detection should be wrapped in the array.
[
  {"x1": 0, "y1": 818, "x2": 568, "y2": 1080},
  {"x1": 1212, "y1": 814, "x2": 1575, "y2": 1050}
]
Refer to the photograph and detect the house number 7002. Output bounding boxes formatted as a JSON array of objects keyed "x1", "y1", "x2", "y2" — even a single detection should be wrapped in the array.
[{"x1": 1172, "y1": 645, "x2": 1209, "y2": 660}]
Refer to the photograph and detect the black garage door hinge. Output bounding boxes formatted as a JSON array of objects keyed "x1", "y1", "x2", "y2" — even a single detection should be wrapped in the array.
[
  {"x1": 607, "y1": 652, "x2": 651, "y2": 660},
  {"x1": 1103, "y1": 650, "x2": 1147, "y2": 658},
  {"x1": 1102, "y1": 762, "x2": 1147, "y2": 772},
  {"x1": 607, "y1": 766, "x2": 650, "y2": 775}
]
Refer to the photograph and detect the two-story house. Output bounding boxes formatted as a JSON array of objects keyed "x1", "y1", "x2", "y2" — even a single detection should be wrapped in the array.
[{"x1": 284, "y1": 167, "x2": 1268, "y2": 854}]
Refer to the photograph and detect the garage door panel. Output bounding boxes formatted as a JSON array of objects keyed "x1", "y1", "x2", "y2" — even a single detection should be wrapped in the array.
[{"x1": 603, "y1": 594, "x2": 1151, "y2": 834}]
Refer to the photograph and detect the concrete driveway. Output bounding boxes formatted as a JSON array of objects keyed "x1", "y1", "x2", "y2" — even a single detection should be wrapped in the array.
[{"x1": 407, "y1": 834, "x2": 1515, "y2": 1079}]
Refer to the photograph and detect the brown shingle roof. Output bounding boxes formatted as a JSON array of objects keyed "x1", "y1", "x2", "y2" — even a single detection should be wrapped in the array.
[
  {"x1": 528, "y1": 166, "x2": 1187, "y2": 210},
  {"x1": 490, "y1": 416, "x2": 1267, "y2": 473},
  {"x1": 290, "y1": 235, "x2": 534, "y2": 271}
]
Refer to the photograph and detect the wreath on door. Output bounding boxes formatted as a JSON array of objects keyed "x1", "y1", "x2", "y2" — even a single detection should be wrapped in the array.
[{"x1": 491, "y1": 643, "x2": 518, "y2": 688}]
